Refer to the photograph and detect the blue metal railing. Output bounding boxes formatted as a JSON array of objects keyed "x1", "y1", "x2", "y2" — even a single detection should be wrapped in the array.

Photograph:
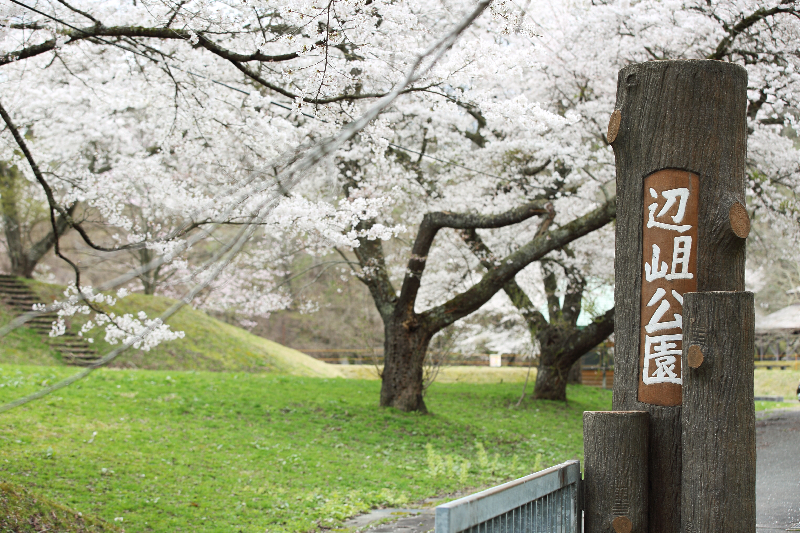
[{"x1": 435, "y1": 460, "x2": 582, "y2": 533}]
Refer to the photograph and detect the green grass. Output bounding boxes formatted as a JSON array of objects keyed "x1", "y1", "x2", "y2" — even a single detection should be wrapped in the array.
[
  {"x1": 0, "y1": 305, "x2": 63, "y2": 366},
  {"x1": 0, "y1": 482, "x2": 121, "y2": 532},
  {"x1": 754, "y1": 368, "x2": 800, "y2": 412},
  {"x1": 754, "y1": 368, "x2": 800, "y2": 398},
  {"x1": 2, "y1": 279, "x2": 341, "y2": 377},
  {"x1": 0, "y1": 364, "x2": 612, "y2": 532}
]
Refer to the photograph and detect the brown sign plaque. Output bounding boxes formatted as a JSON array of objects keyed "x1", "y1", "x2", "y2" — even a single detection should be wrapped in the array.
[{"x1": 638, "y1": 169, "x2": 699, "y2": 406}]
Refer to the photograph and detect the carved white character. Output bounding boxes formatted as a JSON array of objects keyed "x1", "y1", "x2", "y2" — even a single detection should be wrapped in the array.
[
  {"x1": 645, "y1": 288, "x2": 683, "y2": 334},
  {"x1": 645, "y1": 244, "x2": 668, "y2": 282},
  {"x1": 659, "y1": 188, "x2": 690, "y2": 222},
  {"x1": 643, "y1": 333, "x2": 683, "y2": 385},
  {"x1": 666, "y1": 236, "x2": 693, "y2": 280},
  {"x1": 647, "y1": 187, "x2": 692, "y2": 233}
]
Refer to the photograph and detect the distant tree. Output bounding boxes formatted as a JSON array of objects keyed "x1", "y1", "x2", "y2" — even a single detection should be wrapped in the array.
[{"x1": 0, "y1": 163, "x2": 74, "y2": 278}]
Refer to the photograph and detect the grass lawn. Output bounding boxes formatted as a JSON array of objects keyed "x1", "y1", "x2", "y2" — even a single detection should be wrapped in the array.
[
  {"x1": 0, "y1": 364, "x2": 611, "y2": 533},
  {"x1": 754, "y1": 368, "x2": 800, "y2": 412}
]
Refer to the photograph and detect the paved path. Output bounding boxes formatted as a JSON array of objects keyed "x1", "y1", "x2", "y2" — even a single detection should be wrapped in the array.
[
  {"x1": 346, "y1": 407, "x2": 800, "y2": 533},
  {"x1": 343, "y1": 508, "x2": 435, "y2": 533},
  {"x1": 757, "y1": 408, "x2": 800, "y2": 532}
]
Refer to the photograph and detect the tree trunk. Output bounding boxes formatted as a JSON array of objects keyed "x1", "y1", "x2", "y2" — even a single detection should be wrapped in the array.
[
  {"x1": 533, "y1": 334, "x2": 574, "y2": 401},
  {"x1": 567, "y1": 359, "x2": 582, "y2": 384},
  {"x1": 533, "y1": 309, "x2": 615, "y2": 400},
  {"x1": 584, "y1": 411, "x2": 649, "y2": 533},
  {"x1": 681, "y1": 292, "x2": 755, "y2": 533},
  {"x1": 0, "y1": 163, "x2": 31, "y2": 277},
  {"x1": 379, "y1": 312, "x2": 432, "y2": 413},
  {"x1": 137, "y1": 248, "x2": 161, "y2": 295},
  {"x1": 1, "y1": 162, "x2": 74, "y2": 278}
]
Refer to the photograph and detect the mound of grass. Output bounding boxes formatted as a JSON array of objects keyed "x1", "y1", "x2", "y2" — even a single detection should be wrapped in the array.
[
  {"x1": 2, "y1": 279, "x2": 340, "y2": 378},
  {"x1": 0, "y1": 481, "x2": 121, "y2": 532},
  {"x1": 0, "y1": 364, "x2": 612, "y2": 532}
]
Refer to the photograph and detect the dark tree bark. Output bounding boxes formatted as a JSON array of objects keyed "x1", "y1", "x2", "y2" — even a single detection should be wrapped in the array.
[
  {"x1": 531, "y1": 267, "x2": 614, "y2": 401},
  {"x1": 349, "y1": 196, "x2": 617, "y2": 412},
  {"x1": 380, "y1": 314, "x2": 433, "y2": 413},
  {"x1": 584, "y1": 411, "x2": 649, "y2": 533},
  {"x1": 0, "y1": 163, "x2": 73, "y2": 278},
  {"x1": 681, "y1": 292, "x2": 755, "y2": 533},
  {"x1": 462, "y1": 231, "x2": 615, "y2": 401},
  {"x1": 135, "y1": 246, "x2": 165, "y2": 295},
  {"x1": 611, "y1": 60, "x2": 748, "y2": 533}
]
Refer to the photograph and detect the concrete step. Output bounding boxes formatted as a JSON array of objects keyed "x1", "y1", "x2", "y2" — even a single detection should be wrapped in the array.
[
  {"x1": 6, "y1": 301, "x2": 39, "y2": 308},
  {"x1": 58, "y1": 345, "x2": 94, "y2": 351},
  {"x1": 55, "y1": 341, "x2": 93, "y2": 347},
  {"x1": 5, "y1": 294, "x2": 38, "y2": 300},
  {"x1": 63, "y1": 359, "x2": 101, "y2": 367},
  {"x1": 27, "y1": 320, "x2": 56, "y2": 327},
  {"x1": 0, "y1": 282, "x2": 28, "y2": 289},
  {"x1": 56, "y1": 348, "x2": 96, "y2": 355}
]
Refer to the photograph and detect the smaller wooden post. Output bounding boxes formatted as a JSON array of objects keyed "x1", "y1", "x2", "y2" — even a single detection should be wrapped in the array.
[
  {"x1": 681, "y1": 291, "x2": 755, "y2": 533},
  {"x1": 584, "y1": 411, "x2": 648, "y2": 533}
]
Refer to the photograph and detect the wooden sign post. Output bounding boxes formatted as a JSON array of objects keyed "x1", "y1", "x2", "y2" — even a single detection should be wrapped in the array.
[
  {"x1": 584, "y1": 411, "x2": 648, "y2": 533},
  {"x1": 607, "y1": 60, "x2": 750, "y2": 533},
  {"x1": 681, "y1": 292, "x2": 755, "y2": 532}
]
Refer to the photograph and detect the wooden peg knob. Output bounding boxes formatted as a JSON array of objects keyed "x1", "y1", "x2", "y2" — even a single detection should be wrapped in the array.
[
  {"x1": 729, "y1": 201, "x2": 750, "y2": 239},
  {"x1": 607, "y1": 110, "x2": 622, "y2": 144},
  {"x1": 687, "y1": 344, "x2": 704, "y2": 368},
  {"x1": 612, "y1": 515, "x2": 632, "y2": 533}
]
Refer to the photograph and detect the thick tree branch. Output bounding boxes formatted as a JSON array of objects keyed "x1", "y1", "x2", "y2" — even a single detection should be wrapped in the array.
[
  {"x1": 554, "y1": 306, "x2": 615, "y2": 371},
  {"x1": 460, "y1": 227, "x2": 548, "y2": 330},
  {"x1": 707, "y1": 4, "x2": 798, "y2": 60},
  {"x1": 396, "y1": 199, "x2": 553, "y2": 312},
  {"x1": 0, "y1": 24, "x2": 298, "y2": 66},
  {"x1": 352, "y1": 222, "x2": 398, "y2": 320},
  {"x1": 26, "y1": 202, "x2": 77, "y2": 265},
  {"x1": 422, "y1": 197, "x2": 616, "y2": 331},
  {"x1": 2, "y1": 19, "x2": 441, "y2": 106}
]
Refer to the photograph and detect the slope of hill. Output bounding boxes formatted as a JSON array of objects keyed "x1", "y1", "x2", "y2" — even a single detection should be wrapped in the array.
[
  {"x1": 0, "y1": 482, "x2": 122, "y2": 533},
  {"x1": 0, "y1": 278, "x2": 341, "y2": 378}
]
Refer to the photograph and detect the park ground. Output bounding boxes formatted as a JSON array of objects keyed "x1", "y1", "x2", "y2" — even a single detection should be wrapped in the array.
[
  {"x1": 0, "y1": 365, "x2": 797, "y2": 533},
  {"x1": 1, "y1": 283, "x2": 798, "y2": 532}
]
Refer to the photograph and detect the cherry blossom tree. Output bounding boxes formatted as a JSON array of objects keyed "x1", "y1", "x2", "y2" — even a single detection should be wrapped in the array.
[
  {"x1": 0, "y1": 0, "x2": 798, "y2": 414},
  {"x1": 0, "y1": 0, "x2": 504, "y2": 410},
  {"x1": 329, "y1": 0, "x2": 800, "y2": 409}
]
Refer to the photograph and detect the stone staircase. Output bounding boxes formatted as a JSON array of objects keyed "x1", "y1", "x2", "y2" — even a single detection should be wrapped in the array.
[{"x1": 0, "y1": 274, "x2": 101, "y2": 366}]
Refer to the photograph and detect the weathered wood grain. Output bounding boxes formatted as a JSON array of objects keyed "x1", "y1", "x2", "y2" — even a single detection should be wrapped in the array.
[
  {"x1": 611, "y1": 59, "x2": 748, "y2": 533},
  {"x1": 681, "y1": 291, "x2": 755, "y2": 533},
  {"x1": 584, "y1": 411, "x2": 648, "y2": 533}
]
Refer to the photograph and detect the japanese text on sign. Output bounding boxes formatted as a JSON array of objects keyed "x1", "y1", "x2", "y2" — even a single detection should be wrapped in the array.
[{"x1": 638, "y1": 170, "x2": 699, "y2": 406}]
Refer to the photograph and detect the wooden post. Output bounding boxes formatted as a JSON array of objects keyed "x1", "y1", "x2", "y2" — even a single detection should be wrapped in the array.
[
  {"x1": 584, "y1": 411, "x2": 648, "y2": 533},
  {"x1": 610, "y1": 60, "x2": 748, "y2": 533},
  {"x1": 681, "y1": 291, "x2": 755, "y2": 532}
]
